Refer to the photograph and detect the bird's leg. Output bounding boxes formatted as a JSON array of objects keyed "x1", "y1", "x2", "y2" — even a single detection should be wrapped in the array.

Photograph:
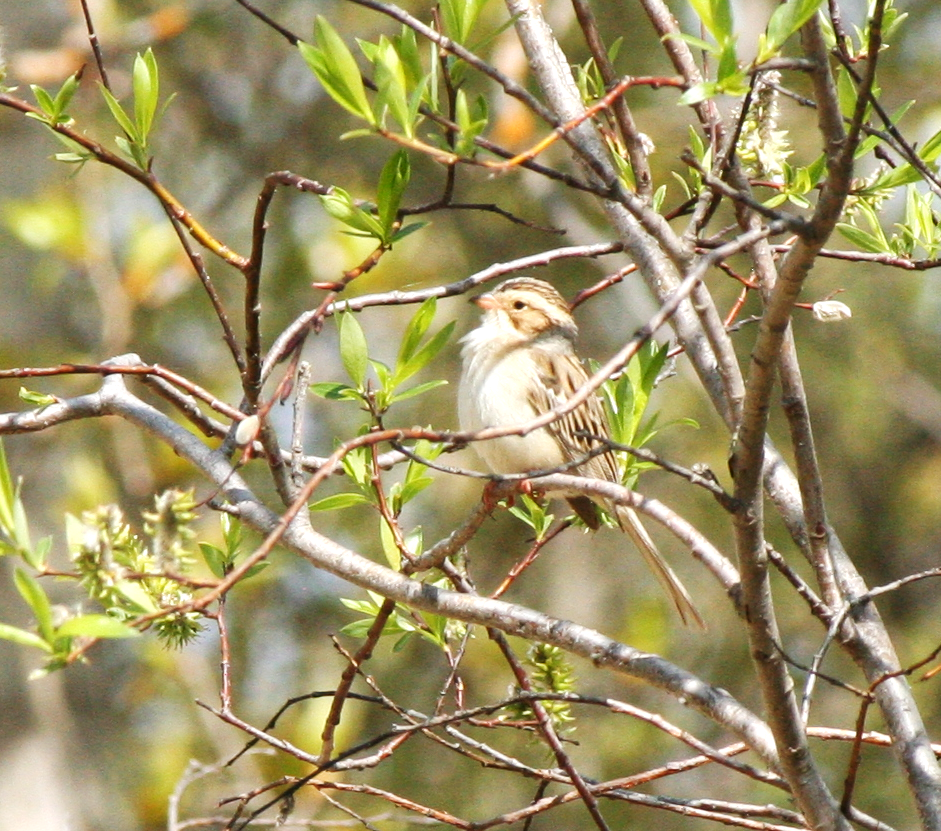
[{"x1": 481, "y1": 478, "x2": 534, "y2": 513}]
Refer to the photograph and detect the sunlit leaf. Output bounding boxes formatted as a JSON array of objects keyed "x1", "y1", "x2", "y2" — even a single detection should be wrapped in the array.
[
  {"x1": 0, "y1": 622, "x2": 52, "y2": 652},
  {"x1": 132, "y1": 48, "x2": 160, "y2": 140},
  {"x1": 57, "y1": 614, "x2": 140, "y2": 639},
  {"x1": 376, "y1": 149, "x2": 410, "y2": 238},
  {"x1": 14, "y1": 567, "x2": 53, "y2": 643},
  {"x1": 309, "y1": 492, "x2": 372, "y2": 511},
  {"x1": 764, "y1": 0, "x2": 824, "y2": 56},
  {"x1": 300, "y1": 18, "x2": 375, "y2": 126},
  {"x1": 338, "y1": 311, "x2": 369, "y2": 388},
  {"x1": 374, "y1": 38, "x2": 412, "y2": 137}
]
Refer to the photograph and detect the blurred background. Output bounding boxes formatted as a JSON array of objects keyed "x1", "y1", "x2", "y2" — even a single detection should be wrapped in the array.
[{"x1": 3, "y1": 0, "x2": 941, "y2": 828}]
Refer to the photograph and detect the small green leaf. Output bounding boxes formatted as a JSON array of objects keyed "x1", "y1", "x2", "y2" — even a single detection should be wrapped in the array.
[
  {"x1": 374, "y1": 38, "x2": 412, "y2": 137},
  {"x1": 390, "y1": 221, "x2": 428, "y2": 244},
  {"x1": 300, "y1": 18, "x2": 376, "y2": 125},
  {"x1": 339, "y1": 619, "x2": 379, "y2": 637},
  {"x1": 716, "y1": 40, "x2": 740, "y2": 85},
  {"x1": 389, "y1": 379, "x2": 448, "y2": 404},
  {"x1": 395, "y1": 321, "x2": 456, "y2": 385},
  {"x1": 114, "y1": 579, "x2": 160, "y2": 614},
  {"x1": 0, "y1": 622, "x2": 53, "y2": 652},
  {"x1": 309, "y1": 492, "x2": 372, "y2": 511},
  {"x1": 18, "y1": 387, "x2": 57, "y2": 407},
  {"x1": 341, "y1": 445, "x2": 371, "y2": 489},
  {"x1": 24, "y1": 536, "x2": 52, "y2": 571},
  {"x1": 199, "y1": 542, "x2": 229, "y2": 578},
  {"x1": 52, "y1": 72, "x2": 81, "y2": 118},
  {"x1": 678, "y1": 81, "x2": 719, "y2": 106},
  {"x1": 243, "y1": 562, "x2": 270, "y2": 581},
  {"x1": 309, "y1": 381, "x2": 359, "y2": 400},
  {"x1": 689, "y1": 0, "x2": 734, "y2": 43},
  {"x1": 764, "y1": 0, "x2": 823, "y2": 56},
  {"x1": 99, "y1": 84, "x2": 139, "y2": 142},
  {"x1": 920, "y1": 127, "x2": 941, "y2": 164},
  {"x1": 0, "y1": 439, "x2": 18, "y2": 541},
  {"x1": 338, "y1": 311, "x2": 369, "y2": 388},
  {"x1": 320, "y1": 188, "x2": 385, "y2": 238},
  {"x1": 836, "y1": 222, "x2": 891, "y2": 254},
  {"x1": 663, "y1": 32, "x2": 719, "y2": 54},
  {"x1": 31, "y1": 84, "x2": 56, "y2": 116},
  {"x1": 397, "y1": 297, "x2": 437, "y2": 368},
  {"x1": 376, "y1": 150, "x2": 410, "y2": 238},
  {"x1": 340, "y1": 596, "x2": 380, "y2": 614},
  {"x1": 57, "y1": 614, "x2": 140, "y2": 639},
  {"x1": 864, "y1": 163, "x2": 921, "y2": 192},
  {"x1": 379, "y1": 518, "x2": 400, "y2": 570},
  {"x1": 132, "y1": 48, "x2": 160, "y2": 140},
  {"x1": 454, "y1": 89, "x2": 489, "y2": 156},
  {"x1": 14, "y1": 567, "x2": 54, "y2": 643}
]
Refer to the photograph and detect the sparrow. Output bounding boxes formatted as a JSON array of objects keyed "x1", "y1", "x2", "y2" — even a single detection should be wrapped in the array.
[{"x1": 458, "y1": 276, "x2": 704, "y2": 628}]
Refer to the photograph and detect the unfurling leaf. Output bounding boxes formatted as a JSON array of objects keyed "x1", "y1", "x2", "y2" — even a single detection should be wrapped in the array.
[
  {"x1": 300, "y1": 18, "x2": 376, "y2": 126},
  {"x1": 338, "y1": 311, "x2": 369, "y2": 388}
]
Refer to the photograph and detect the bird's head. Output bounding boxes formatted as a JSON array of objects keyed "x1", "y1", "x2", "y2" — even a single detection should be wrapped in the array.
[{"x1": 472, "y1": 277, "x2": 577, "y2": 342}]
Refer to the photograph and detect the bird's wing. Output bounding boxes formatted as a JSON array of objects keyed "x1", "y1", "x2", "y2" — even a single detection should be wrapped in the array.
[{"x1": 526, "y1": 349, "x2": 621, "y2": 483}]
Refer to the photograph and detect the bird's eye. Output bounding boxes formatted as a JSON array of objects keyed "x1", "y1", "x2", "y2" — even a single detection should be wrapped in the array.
[{"x1": 512, "y1": 300, "x2": 527, "y2": 310}]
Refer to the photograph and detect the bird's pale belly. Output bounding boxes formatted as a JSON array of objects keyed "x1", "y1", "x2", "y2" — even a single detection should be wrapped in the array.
[{"x1": 460, "y1": 357, "x2": 565, "y2": 474}]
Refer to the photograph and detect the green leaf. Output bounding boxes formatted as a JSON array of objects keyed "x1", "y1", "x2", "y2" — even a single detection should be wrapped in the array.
[
  {"x1": 300, "y1": 18, "x2": 376, "y2": 125},
  {"x1": 716, "y1": 39, "x2": 740, "y2": 84},
  {"x1": 374, "y1": 38, "x2": 412, "y2": 137},
  {"x1": 395, "y1": 321, "x2": 455, "y2": 385},
  {"x1": 99, "y1": 84, "x2": 139, "y2": 142},
  {"x1": 0, "y1": 622, "x2": 53, "y2": 652},
  {"x1": 340, "y1": 596, "x2": 380, "y2": 614},
  {"x1": 663, "y1": 32, "x2": 719, "y2": 55},
  {"x1": 390, "y1": 221, "x2": 428, "y2": 244},
  {"x1": 764, "y1": 0, "x2": 824, "y2": 56},
  {"x1": 397, "y1": 297, "x2": 437, "y2": 368},
  {"x1": 114, "y1": 579, "x2": 160, "y2": 614},
  {"x1": 18, "y1": 387, "x2": 57, "y2": 407},
  {"x1": 199, "y1": 542, "x2": 229, "y2": 578},
  {"x1": 379, "y1": 518, "x2": 400, "y2": 570},
  {"x1": 25, "y1": 536, "x2": 52, "y2": 571},
  {"x1": 320, "y1": 188, "x2": 385, "y2": 238},
  {"x1": 221, "y1": 514, "x2": 244, "y2": 557},
  {"x1": 507, "y1": 494, "x2": 554, "y2": 540},
  {"x1": 31, "y1": 84, "x2": 56, "y2": 116},
  {"x1": 0, "y1": 439, "x2": 17, "y2": 541},
  {"x1": 338, "y1": 311, "x2": 369, "y2": 388},
  {"x1": 864, "y1": 163, "x2": 921, "y2": 192},
  {"x1": 341, "y1": 445, "x2": 371, "y2": 489},
  {"x1": 243, "y1": 562, "x2": 270, "y2": 581},
  {"x1": 57, "y1": 614, "x2": 140, "y2": 639},
  {"x1": 836, "y1": 222, "x2": 890, "y2": 254},
  {"x1": 919, "y1": 126, "x2": 941, "y2": 164},
  {"x1": 309, "y1": 492, "x2": 372, "y2": 511},
  {"x1": 396, "y1": 467, "x2": 434, "y2": 507},
  {"x1": 439, "y1": 0, "x2": 490, "y2": 44},
  {"x1": 679, "y1": 81, "x2": 720, "y2": 106},
  {"x1": 132, "y1": 48, "x2": 160, "y2": 140},
  {"x1": 454, "y1": 89, "x2": 489, "y2": 157},
  {"x1": 389, "y1": 379, "x2": 448, "y2": 404},
  {"x1": 339, "y1": 619, "x2": 379, "y2": 638},
  {"x1": 52, "y1": 72, "x2": 81, "y2": 118},
  {"x1": 14, "y1": 567, "x2": 54, "y2": 643},
  {"x1": 689, "y1": 0, "x2": 734, "y2": 43},
  {"x1": 376, "y1": 150, "x2": 410, "y2": 238},
  {"x1": 309, "y1": 381, "x2": 359, "y2": 400}
]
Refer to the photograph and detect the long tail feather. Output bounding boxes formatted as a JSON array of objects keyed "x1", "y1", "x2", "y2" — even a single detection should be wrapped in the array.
[{"x1": 614, "y1": 505, "x2": 706, "y2": 629}]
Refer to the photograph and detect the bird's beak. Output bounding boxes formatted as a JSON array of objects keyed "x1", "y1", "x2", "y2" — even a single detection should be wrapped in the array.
[{"x1": 471, "y1": 292, "x2": 497, "y2": 310}]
